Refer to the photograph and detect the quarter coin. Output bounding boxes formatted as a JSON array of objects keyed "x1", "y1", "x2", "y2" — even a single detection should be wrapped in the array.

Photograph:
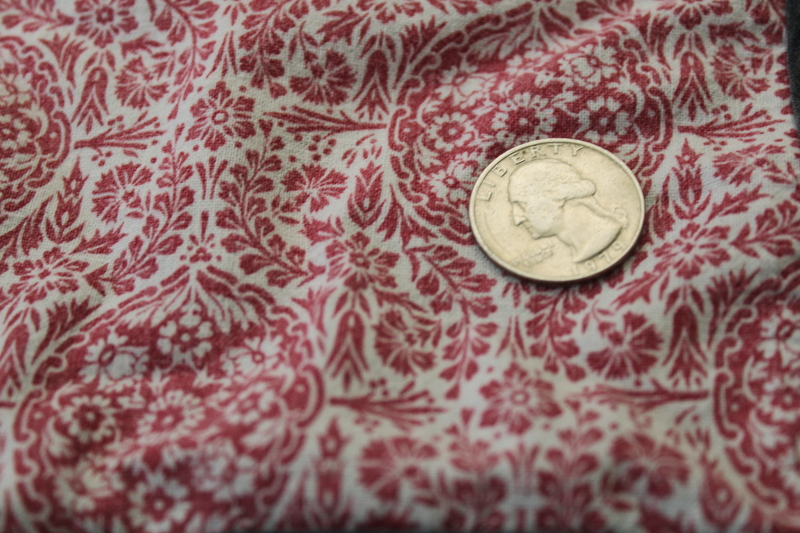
[{"x1": 469, "y1": 139, "x2": 645, "y2": 283}]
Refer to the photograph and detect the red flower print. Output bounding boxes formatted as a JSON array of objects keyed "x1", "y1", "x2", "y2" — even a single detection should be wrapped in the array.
[
  {"x1": 441, "y1": 478, "x2": 505, "y2": 531},
  {"x1": 491, "y1": 93, "x2": 555, "y2": 144},
  {"x1": 653, "y1": 223, "x2": 730, "y2": 279},
  {"x1": 0, "y1": 93, "x2": 46, "y2": 179},
  {"x1": 156, "y1": 302, "x2": 214, "y2": 366},
  {"x1": 742, "y1": 354, "x2": 800, "y2": 455},
  {"x1": 12, "y1": 248, "x2": 89, "y2": 303},
  {"x1": 356, "y1": 0, "x2": 423, "y2": 22},
  {"x1": 0, "y1": 60, "x2": 68, "y2": 192},
  {"x1": 57, "y1": 394, "x2": 116, "y2": 445},
  {"x1": 188, "y1": 82, "x2": 256, "y2": 151},
  {"x1": 761, "y1": 374, "x2": 800, "y2": 425},
  {"x1": 758, "y1": 303, "x2": 800, "y2": 361},
  {"x1": 75, "y1": 0, "x2": 138, "y2": 47},
  {"x1": 750, "y1": 358, "x2": 800, "y2": 427},
  {"x1": 54, "y1": 461, "x2": 115, "y2": 514},
  {"x1": 479, "y1": 363, "x2": 562, "y2": 434},
  {"x1": 610, "y1": 434, "x2": 690, "y2": 498},
  {"x1": 712, "y1": 45, "x2": 770, "y2": 100},
  {"x1": 374, "y1": 310, "x2": 435, "y2": 376},
  {"x1": 128, "y1": 471, "x2": 190, "y2": 533},
  {"x1": 661, "y1": 0, "x2": 732, "y2": 30},
  {"x1": 434, "y1": 63, "x2": 488, "y2": 103},
  {"x1": 326, "y1": 233, "x2": 399, "y2": 290},
  {"x1": 192, "y1": 441, "x2": 257, "y2": 502},
  {"x1": 239, "y1": 50, "x2": 285, "y2": 94},
  {"x1": 699, "y1": 470, "x2": 741, "y2": 529},
  {"x1": 136, "y1": 389, "x2": 206, "y2": 445},
  {"x1": 430, "y1": 112, "x2": 475, "y2": 152},
  {"x1": 713, "y1": 143, "x2": 787, "y2": 185},
  {"x1": 289, "y1": 51, "x2": 355, "y2": 106},
  {"x1": 115, "y1": 57, "x2": 168, "y2": 109},
  {"x1": 430, "y1": 159, "x2": 476, "y2": 205},
  {"x1": 81, "y1": 331, "x2": 147, "y2": 381},
  {"x1": 92, "y1": 162, "x2": 152, "y2": 223},
  {"x1": 448, "y1": 437, "x2": 499, "y2": 474},
  {"x1": 282, "y1": 164, "x2": 348, "y2": 212},
  {"x1": 536, "y1": 447, "x2": 606, "y2": 533},
  {"x1": 587, "y1": 313, "x2": 661, "y2": 380},
  {"x1": 578, "y1": 95, "x2": 633, "y2": 146},
  {"x1": 359, "y1": 437, "x2": 437, "y2": 501},
  {"x1": 559, "y1": 43, "x2": 618, "y2": 89}
]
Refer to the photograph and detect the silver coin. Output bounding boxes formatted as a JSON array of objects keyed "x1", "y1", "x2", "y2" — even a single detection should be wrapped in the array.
[{"x1": 469, "y1": 139, "x2": 645, "y2": 283}]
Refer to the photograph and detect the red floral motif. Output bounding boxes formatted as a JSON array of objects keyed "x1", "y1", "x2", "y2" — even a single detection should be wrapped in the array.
[
  {"x1": 0, "y1": 89, "x2": 52, "y2": 181},
  {"x1": 558, "y1": 43, "x2": 618, "y2": 89},
  {"x1": 587, "y1": 313, "x2": 661, "y2": 380},
  {"x1": 81, "y1": 331, "x2": 147, "y2": 380},
  {"x1": 188, "y1": 81, "x2": 256, "y2": 150},
  {"x1": 745, "y1": 318, "x2": 800, "y2": 433},
  {"x1": 536, "y1": 435, "x2": 607, "y2": 533},
  {"x1": 754, "y1": 360, "x2": 800, "y2": 427},
  {"x1": 359, "y1": 437, "x2": 437, "y2": 501},
  {"x1": 136, "y1": 389, "x2": 206, "y2": 444},
  {"x1": 156, "y1": 304, "x2": 215, "y2": 367},
  {"x1": 326, "y1": 232, "x2": 399, "y2": 290},
  {"x1": 191, "y1": 441, "x2": 258, "y2": 501},
  {"x1": 183, "y1": 229, "x2": 222, "y2": 265},
  {"x1": 713, "y1": 143, "x2": 789, "y2": 185},
  {"x1": 447, "y1": 432, "x2": 499, "y2": 474},
  {"x1": 92, "y1": 162, "x2": 152, "y2": 223},
  {"x1": 374, "y1": 310, "x2": 435, "y2": 376},
  {"x1": 53, "y1": 462, "x2": 115, "y2": 514},
  {"x1": 11, "y1": 248, "x2": 88, "y2": 303},
  {"x1": 479, "y1": 363, "x2": 562, "y2": 434},
  {"x1": 238, "y1": 32, "x2": 285, "y2": 94},
  {"x1": 429, "y1": 159, "x2": 477, "y2": 206},
  {"x1": 57, "y1": 394, "x2": 116, "y2": 446},
  {"x1": 290, "y1": 51, "x2": 356, "y2": 106},
  {"x1": 440, "y1": 477, "x2": 506, "y2": 531},
  {"x1": 115, "y1": 58, "x2": 169, "y2": 109},
  {"x1": 407, "y1": 102, "x2": 482, "y2": 175},
  {"x1": 0, "y1": 0, "x2": 799, "y2": 529},
  {"x1": 699, "y1": 469, "x2": 741, "y2": 529},
  {"x1": 430, "y1": 112, "x2": 475, "y2": 152},
  {"x1": 282, "y1": 164, "x2": 348, "y2": 212},
  {"x1": 712, "y1": 45, "x2": 770, "y2": 100},
  {"x1": 653, "y1": 223, "x2": 731, "y2": 279},
  {"x1": 75, "y1": 0, "x2": 138, "y2": 47},
  {"x1": 491, "y1": 93, "x2": 555, "y2": 144},
  {"x1": 660, "y1": 0, "x2": 732, "y2": 30},
  {"x1": 356, "y1": 0, "x2": 423, "y2": 22},
  {"x1": 578, "y1": 94, "x2": 633, "y2": 146},
  {"x1": 128, "y1": 472, "x2": 190, "y2": 533},
  {"x1": 610, "y1": 434, "x2": 690, "y2": 498},
  {"x1": 0, "y1": 41, "x2": 69, "y2": 211},
  {"x1": 757, "y1": 303, "x2": 800, "y2": 361}
]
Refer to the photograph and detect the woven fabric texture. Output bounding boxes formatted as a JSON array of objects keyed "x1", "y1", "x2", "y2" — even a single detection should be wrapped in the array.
[{"x1": 0, "y1": 0, "x2": 798, "y2": 531}]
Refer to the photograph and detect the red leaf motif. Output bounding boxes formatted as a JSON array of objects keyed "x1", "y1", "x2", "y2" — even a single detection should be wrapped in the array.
[
  {"x1": 416, "y1": 271, "x2": 439, "y2": 296},
  {"x1": 153, "y1": 235, "x2": 182, "y2": 255},
  {"x1": 666, "y1": 306, "x2": 706, "y2": 384}
]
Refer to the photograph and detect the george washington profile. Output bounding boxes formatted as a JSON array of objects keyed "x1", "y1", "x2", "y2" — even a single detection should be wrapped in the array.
[{"x1": 507, "y1": 158, "x2": 627, "y2": 263}]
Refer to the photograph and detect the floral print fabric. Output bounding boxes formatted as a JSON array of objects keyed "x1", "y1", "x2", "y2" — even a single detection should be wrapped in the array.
[{"x1": 0, "y1": 0, "x2": 797, "y2": 532}]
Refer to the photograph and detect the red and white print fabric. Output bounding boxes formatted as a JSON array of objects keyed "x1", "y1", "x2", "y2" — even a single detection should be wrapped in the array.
[{"x1": 0, "y1": 0, "x2": 797, "y2": 531}]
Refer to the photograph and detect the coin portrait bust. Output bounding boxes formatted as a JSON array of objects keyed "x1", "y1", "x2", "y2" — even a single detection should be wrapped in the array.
[{"x1": 507, "y1": 158, "x2": 627, "y2": 263}]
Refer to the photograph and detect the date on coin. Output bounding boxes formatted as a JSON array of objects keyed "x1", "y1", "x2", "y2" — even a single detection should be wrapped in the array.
[{"x1": 469, "y1": 139, "x2": 644, "y2": 283}]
